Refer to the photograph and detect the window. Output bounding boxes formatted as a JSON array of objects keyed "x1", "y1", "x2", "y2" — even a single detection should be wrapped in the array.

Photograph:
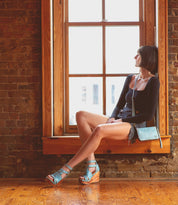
[
  {"x1": 65, "y1": 0, "x2": 143, "y2": 133},
  {"x1": 42, "y1": 0, "x2": 171, "y2": 154}
]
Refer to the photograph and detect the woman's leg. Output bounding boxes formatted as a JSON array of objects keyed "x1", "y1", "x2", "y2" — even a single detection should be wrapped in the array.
[
  {"x1": 47, "y1": 122, "x2": 130, "y2": 183},
  {"x1": 76, "y1": 111, "x2": 108, "y2": 162},
  {"x1": 47, "y1": 111, "x2": 108, "y2": 182},
  {"x1": 67, "y1": 122, "x2": 131, "y2": 169}
]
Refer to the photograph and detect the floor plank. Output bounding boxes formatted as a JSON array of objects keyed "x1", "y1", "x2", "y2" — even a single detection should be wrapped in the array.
[{"x1": 0, "y1": 178, "x2": 178, "y2": 205}]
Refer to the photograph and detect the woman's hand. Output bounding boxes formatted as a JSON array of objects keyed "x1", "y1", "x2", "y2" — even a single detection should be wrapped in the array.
[
  {"x1": 106, "y1": 118, "x2": 115, "y2": 123},
  {"x1": 106, "y1": 118, "x2": 122, "y2": 123}
]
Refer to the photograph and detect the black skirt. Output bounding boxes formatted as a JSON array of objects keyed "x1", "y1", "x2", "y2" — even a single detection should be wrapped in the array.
[{"x1": 117, "y1": 107, "x2": 146, "y2": 144}]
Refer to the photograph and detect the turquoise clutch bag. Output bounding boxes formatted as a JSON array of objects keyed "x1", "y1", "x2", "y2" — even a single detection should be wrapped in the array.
[{"x1": 136, "y1": 126, "x2": 163, "y2": 148}]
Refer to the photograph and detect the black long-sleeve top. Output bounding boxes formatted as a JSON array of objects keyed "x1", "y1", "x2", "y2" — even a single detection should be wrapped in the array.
[{"x1": 110, "y1": 74, "x2": 160, "y2": 123}]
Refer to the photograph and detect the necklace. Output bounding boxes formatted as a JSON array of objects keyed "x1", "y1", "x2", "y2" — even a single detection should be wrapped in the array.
[{"x1": 138, "y1": 74, "x2": 151, "y2": 81}]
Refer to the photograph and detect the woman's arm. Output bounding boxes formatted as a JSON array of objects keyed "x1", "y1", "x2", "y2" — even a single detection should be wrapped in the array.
[{"x1": 110, "y1": 75, "x2": 133, "y2": 119}]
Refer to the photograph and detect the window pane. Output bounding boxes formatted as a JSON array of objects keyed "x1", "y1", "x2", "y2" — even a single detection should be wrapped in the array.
[
  {"x1": 105, "y1": 0, "x2": 139, "y2": 22},
  {"x1": 106, "y1": 26, "x2": 139, "y2": 74},
  {"x1": 69, "y1": 0, "x2": 102, "y2": 22},
  {"x1": 106, "y1": 77, "x2": 126, "y2": 117},
  {"x1": 69, "y1": 27, "x2": 102, "y2": 74},
  {"x1": 69, "y1": 77, "x2": 103, "y2": 125}
]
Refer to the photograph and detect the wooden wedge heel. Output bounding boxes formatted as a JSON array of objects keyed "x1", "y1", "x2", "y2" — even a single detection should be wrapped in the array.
[{"x1": 79, "y1": 160, "x2": 100, "y2": 185}]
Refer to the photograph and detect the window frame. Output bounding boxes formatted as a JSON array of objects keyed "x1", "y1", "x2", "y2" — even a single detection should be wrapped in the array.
[
  {"x1": 65, "y1": 0, "x2": 144, "y2": 133},
  {"x1": 42, "y1": 0, "x2": 171, "y2": 154}
]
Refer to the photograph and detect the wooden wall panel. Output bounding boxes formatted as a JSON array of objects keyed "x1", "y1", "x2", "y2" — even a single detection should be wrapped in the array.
[
  {"x1": 54, "y1": 0, "x2": 64, "y2": 135},
  {"x1": 145, "y1": 0, "x2": 155, "y2": 45},
  {"x1": 158, "y1": 0, "x2": 168, "y2": 135},
  {"x1": 42, "y1": 0, "x2": 52, "y2": 137}
]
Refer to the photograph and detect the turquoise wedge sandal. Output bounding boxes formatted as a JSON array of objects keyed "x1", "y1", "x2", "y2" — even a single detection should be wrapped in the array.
[
  {"x1": 46, "y1": 164, "x2": 72, "y2": 185},
  {"x1": 79, "y1": 160, "x2": 100, "y2": 185}
]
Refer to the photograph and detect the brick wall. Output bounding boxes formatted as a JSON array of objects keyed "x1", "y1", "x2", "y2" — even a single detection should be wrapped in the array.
[
  {"x1": 0, "y1": 0, "x2": 43, "y2": 177},
  {"x1": 168, "y1": 0, "x2": 178, "y2": 163},
  {"x1": 0, "y1": 0, "x2": 177, "y2": 178}
]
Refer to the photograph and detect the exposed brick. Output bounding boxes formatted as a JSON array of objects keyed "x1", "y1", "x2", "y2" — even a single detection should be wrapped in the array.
[
  {"x1": 9, "y1": 113, "x2": 19, "y2": 120},
  {"x1": 169, "y1": 17, "x2": 178, "y2": 23},
  {"x1": 3, "y1": 105, "x2": 21, "y2": 112},
  {"x1": 174, "y1": 23, "x2": 178, "y2": 31},
  {"x1": 169, "y1": 31, "x2": 178, "y2": 38},
  {"x1": 10, "y1": 128, "x2": 25, "y2": 135},
  {"x1": 8, "y1": 91, "x2": 29, "y2": 98},
  {"x1": 169, "y1": 46, "x2": 178, "y2": 54},
  {"x1": 0, "y1": 119, "x2": 5, "y2": 128},
  {"x1": 0, "y1": 91, "x2": 8, "y2": 97},
  {"x1": 169, "y1": 2, "x2": 178, "y2": 9},
  {"x1": 0, "y1": 128, "x2": 10, "y2": 135},
  {"x1": 0, "y1": 84, "x2": 17, "y2": 90},
  {"x1": 6, "y1": 120, "x2": 17, "y2": 128},
  {"x1": 173, "y1": 39, "x2": 178, "y2": 46},
  {"x1": 0, "y1": 144, "x2": 8, "y2": 154},
  {"x1": 168, "y1": 53, "x2": 177, "y2": 61},
  {"x1": 174, "y1": 62, "x2": 178, "y2": 67},
  {"x1": 7, "y1": 76, "x2": 40, "y2": 83},
  {"x1": 0, "y1": 0, "x2": 177, "y2": 179},
  {"x1": 0, "y1": 113, "x2": 9, "y2": 119},
  {"x1": 17, "y1": 120, "x2": 34, "y2": 128}
]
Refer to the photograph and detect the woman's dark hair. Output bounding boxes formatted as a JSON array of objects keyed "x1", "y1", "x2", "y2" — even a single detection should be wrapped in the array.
[{"x1": 138, "y1": 45, "x2": 158, "y2": 74}]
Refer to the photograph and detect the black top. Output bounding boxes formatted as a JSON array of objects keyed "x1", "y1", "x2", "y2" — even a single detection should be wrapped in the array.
[{"x1": 110, "y1": 74, "x2": 160, "y2": 123}]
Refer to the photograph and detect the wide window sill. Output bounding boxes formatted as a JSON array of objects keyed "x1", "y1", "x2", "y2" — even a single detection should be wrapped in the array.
[{"x1": 42, "y1": 135, "x2": 171, "y2": 155}]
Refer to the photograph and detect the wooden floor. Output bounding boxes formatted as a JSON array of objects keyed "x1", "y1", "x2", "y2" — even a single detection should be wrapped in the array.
[{"x1": 0, "y1": 178, "x2": 178, "y2": 205}]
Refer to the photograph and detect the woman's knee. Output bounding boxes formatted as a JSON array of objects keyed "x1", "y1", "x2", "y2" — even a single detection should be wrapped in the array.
[
  {"x1": 93, "y1": 125, "x2": 105, "y2": 139},
  {"x1": 76, "y1": 111, "x2": 86, "y2": 123}
]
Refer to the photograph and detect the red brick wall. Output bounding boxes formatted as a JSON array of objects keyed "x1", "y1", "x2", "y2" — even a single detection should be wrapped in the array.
[
  {"x1": 0, "y1": 0, "x2": 177, "y2": 178},
  {"x1": 0, "y1": 0, "x2": 43, "y2": 177},
  {"x1": 168, "y1": 0, "x2": 178, "y2": 157}
]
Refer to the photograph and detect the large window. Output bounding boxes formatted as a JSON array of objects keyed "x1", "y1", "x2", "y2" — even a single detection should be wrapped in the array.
[
  {"x1": 65, "y1": 0, "x2": 144, "y2": 133},
  {"x1": 42, "y1": 0, "x2": 171, "y2": 154}
]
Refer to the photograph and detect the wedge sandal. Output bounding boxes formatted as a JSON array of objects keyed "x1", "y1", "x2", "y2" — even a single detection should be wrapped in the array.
[
  {"x1": 46, "y1": 164, "x2": 72, "y2": 185},
  {"x1": 79, "y1": 160, "x2": 100, "y2": 185}
]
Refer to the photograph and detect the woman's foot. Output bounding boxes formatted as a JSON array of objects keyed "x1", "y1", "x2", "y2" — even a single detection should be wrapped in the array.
[
  {"x1": 79, "y1": 160, "x2": 100, "y2": 185},
  {"x1": 46, "y1": 164, "x2": 72, "y2": 185}
]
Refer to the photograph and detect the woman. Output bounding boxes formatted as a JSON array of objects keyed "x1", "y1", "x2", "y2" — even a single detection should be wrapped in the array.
[{"x1": 46, "y1": 45, "x2": 160, "y2": 185}]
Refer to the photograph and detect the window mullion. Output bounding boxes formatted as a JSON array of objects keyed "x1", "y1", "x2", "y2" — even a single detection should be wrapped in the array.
[
  {"x1": 65, "y1": 0, "x2": 70, "y2": 133},
  {"x1": 103, "y1": 0, "x2": 106, "y2": 115},
  {"x1": 139, "y1": 0, "x2": 145, "y2": 45},
  {"x1": 103, "y1": 25, "x2": 106, "y2": 115}
]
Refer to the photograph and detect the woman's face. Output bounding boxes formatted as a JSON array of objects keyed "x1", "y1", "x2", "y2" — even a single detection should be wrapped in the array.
[{"x1": 134, "y1": 53, "x2": 141, "y2": 67}]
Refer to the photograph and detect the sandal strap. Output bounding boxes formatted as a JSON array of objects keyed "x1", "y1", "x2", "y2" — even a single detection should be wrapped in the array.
[
  {"x1": 87, "y1": 160, "x2": 96, "y2": 163},
  {"x1": 84, "y1": 169, "x2": 93, "y2": 181},
  {"x1": 81, "y1": 163, "x2": 100, "y2": 183},
  {"x1": 88, "y1": 164, "x2": 97, "y2": 168},
  {"x1": 54, "y1": 168, "x2": 68, "y2": 176},
  {"x1": 65, "y1": 164, "x2": 72, "y2": 171},
  {"x1": 49, "y1": 167, "x2": 71, "y2": 185}
]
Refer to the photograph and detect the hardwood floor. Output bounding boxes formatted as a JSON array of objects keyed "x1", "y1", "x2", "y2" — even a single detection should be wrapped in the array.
[{"x1": 0, "y1": 178, "x2": 178, "y2": 205}]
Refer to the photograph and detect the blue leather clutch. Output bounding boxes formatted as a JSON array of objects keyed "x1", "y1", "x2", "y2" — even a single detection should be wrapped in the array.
[{"x1": 136, "y1": 126, "x2": 163, "y2": 148}]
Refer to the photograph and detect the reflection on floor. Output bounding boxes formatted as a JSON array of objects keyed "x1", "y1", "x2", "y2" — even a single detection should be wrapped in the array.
[{"x1": 0, "y1": 178, "x2": 178, "y2": 205}]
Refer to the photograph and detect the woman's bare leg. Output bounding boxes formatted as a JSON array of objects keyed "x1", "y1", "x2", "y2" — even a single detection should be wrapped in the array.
[
  {"x1": 76, "y1": 111, "x2": 107, "y2": 159},
  {"x1": 47, "y1": 111, "x2": 108, "y2": 182},
  {"x1": 76, "y1": 111, "x2": 108, "y2": 174},
  {"x1": 47, "y1": 119, "x2": 131, "y2": 182},
  {"x1": 67, "y1": 122, "x2": 131, "y2": 169}
]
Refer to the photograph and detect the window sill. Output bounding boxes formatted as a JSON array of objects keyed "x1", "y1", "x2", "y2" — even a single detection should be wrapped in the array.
[{"x1": 42, "y1": 135, "x2": 171, "y2": 155}]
